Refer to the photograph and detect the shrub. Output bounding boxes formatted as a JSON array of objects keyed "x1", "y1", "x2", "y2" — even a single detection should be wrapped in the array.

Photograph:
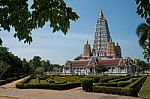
[
  {"x1": 81, "y1": 78, "x2": 93, "y2": 92},
  {"x1": 130, "y1": 78, "x2": 137, "y2": 82},
  {"x1": 109, "y1": 76, "x2": 131, "y2": 83},
  {"x1": 55, "y1": 81, "x2": 67, "y2": 84},
  {"x1": 99, "y1": 78, "x2": 107, "y2": 83},
  {"x1": 46, "y1": 78, "x2": 55, "y2": 83},
  {"x1": 93, "y1": 76, "x2": 101, "y2": 83},
  {"x1": 16, "y1": 82, "x2": 81, "y2": 90},
  {"x1": 93, "y1": 86, "x2": 133, "y2": 96},
  {"x1": 94, "y1": 82, "x2": 117, "y2": 87},
  {"x1": 126, "y1": 76, "x2": 147, "y2": 96},
  {"x1": 117, "y1": 81, "x2": 131, "y2": 87}
]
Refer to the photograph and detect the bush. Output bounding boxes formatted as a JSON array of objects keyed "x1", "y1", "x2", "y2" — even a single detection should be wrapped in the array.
[
  {"x1": 93, "y1": 76, "x2": 101, "y2": 83},
  {"x1": 16, "y1": 82, "x2": 81, "y2": 90},
  {"x1": 117, "y1": 81, "x2": 131, "y2": 87},
  {"x1": 94, "y1": 82, "x2": 117, "y2": 87},
  {"x1": 126, "y1": 76, "x2": 147, "y2": 96},
  {"x1": 46, "y1": 78, "x2": 55, "y2": 83},
  {"x1": 81, "y1": 78, "x2": 93, "y2": 92},
  {"x1": 93, "y1": 86, "x2": 133, "y2": 96},
  {"x1": 99, "y1": 78, "x2": 107, "y2": 83},
  {"x1": 109, "y1": 76, "x2": 131, "y2": 83},
  {"x1": 130, "y1": 78, "x2": 137, "y2": 82}
]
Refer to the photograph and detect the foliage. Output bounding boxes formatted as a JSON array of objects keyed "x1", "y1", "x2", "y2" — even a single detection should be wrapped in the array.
[
  {"x1": 135, "y1": 0, "x2": 150, "y2": 62},
  {"x1": 35, "y1": 67, "x2": 45, "y2": 74},
  {"x1": 0, "y1": 61, "x2": 10, "y2": 79},
  {"x1": 108, "y1": 76, "x2": 131, "y2": 83},
  {"x1": 16, "y1": 75, "x2": 81, "y2": 90},
  {"x1": 0, "y1": 38, "x2": 2, "y2": 46},
  {"x1": 28, "y1": 56, "x2": 62, "y2": 73},
  {"x1": 93, "y1": 76, "x2": 147, "y2": 96},
  {"x1": 0, "y1": 47, "x2": 25, "y2": 78},
  {"x1": 136, "y1": 23, "x2": 150, "y2": 62},
  {"x1": 95, "y1": 63, "x2": 108, "y2": 73},
  {"x1": 0, "y1": 0, "x2": 79, "y2": 44},
  {"x1": 136, "y1": 0, "x2": 150, "y2": 25},
  {"x1": 94, "y1": 83, "x2": 118, "y2": 87},
  {"x1": 93, "y1": 86, "x2": 133, "y2": 96},
  {"x1": 93, "y1": 75, "x2": 121, "y2": 83},
  {"x1": 81, "y1": 78, "x2": 93, "y2": 92},
  {"x1": 117, "y1": 81, "x2": 132, "y2": 87},
  {"x1": 135, "y1": 59, "x2": 149, "y2": 71},
  {"x1": 16, "y1": 82, "x2": 81, "y2": 90},
  {"x1": 22, "y1": 59, "x2": 30, "y2": 73},
  {"x1": 52, "y1": 65, "x2": 62, "y2": 72}
]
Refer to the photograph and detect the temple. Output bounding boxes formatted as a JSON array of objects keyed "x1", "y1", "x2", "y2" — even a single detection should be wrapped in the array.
[
  {"x1": 92, "y1": 10, "x2": 122, "y2": 58},
  {"x1": 63, "y1": 10, "x2": 137, "y2": 75}
]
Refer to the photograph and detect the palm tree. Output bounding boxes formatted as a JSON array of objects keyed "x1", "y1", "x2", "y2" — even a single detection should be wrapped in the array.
[
  {"x1": 136, "y1": 23, "x2": 150, "y2": 62},
  {"x1": 136, "y1": 23, "x2": 150, "y2": 49},
  {"x1": 143, "y1": 48, "x2": 150, "y2": 62}
]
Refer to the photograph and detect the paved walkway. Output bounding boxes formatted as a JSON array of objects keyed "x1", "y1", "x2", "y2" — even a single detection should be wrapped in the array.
[
  {"x1": 0, "y1": 77, "x2": 144, "y2": 99},
  {"x1": 0, "y1": 76, "x2": 29, "y2": 88}
]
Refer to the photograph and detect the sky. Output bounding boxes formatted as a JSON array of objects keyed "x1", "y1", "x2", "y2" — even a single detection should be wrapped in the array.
[{"x1": 0, "y1": 0, "x2": 146, "y2": 65}]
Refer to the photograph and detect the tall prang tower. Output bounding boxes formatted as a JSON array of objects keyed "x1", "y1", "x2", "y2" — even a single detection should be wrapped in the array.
[{"x1": 93, "y1": 10, "x2": 111, "y2": 57}]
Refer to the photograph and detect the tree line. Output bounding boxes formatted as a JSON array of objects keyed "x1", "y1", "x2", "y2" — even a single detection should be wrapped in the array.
[{"x1": 0, "y1": 46, "x2": 62, "y2": 79}]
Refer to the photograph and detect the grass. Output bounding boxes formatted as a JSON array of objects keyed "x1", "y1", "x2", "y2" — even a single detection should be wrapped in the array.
[{"x1": 139, "y1": 75, "x2": 150, "y2": 98}]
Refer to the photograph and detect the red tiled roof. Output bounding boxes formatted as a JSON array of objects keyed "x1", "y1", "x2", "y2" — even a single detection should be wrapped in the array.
[
  {"x1": 71, "y1": 61, "x2": 89, "y2": 67},
  {"x1": 64, "y1": 59, "x2": 127, "y2": 68},
  {"x1": 98, "y1": 59, "x2": 120, "y2": 66}
]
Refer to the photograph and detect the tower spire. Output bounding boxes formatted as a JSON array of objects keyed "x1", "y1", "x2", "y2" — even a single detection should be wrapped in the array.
[
  {"x1": 86, "y1": 39, "x2": 89, "y2": 44},
  {"x1": 100, "y1": 9, "x2": 104, "y2": 18}
]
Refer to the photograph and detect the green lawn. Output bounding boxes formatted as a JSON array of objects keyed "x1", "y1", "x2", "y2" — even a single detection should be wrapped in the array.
[{"x1": 139, "y1": 75, "x2": 150, "y2": 98}]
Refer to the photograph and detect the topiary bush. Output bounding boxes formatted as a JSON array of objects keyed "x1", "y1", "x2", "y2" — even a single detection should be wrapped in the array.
[{"x1": 81, "y1": 78, "x2": 93, "y2": 92}]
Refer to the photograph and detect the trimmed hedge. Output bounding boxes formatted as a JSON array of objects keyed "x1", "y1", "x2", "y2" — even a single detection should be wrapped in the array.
[
  {"x1": 126, "y1": 76, "x2": 147, "y2": 96},
  {"x1": 93, "y1": 76, "x2": 147, "y2": 96},
  {"x1": 108, "y1": 76, "x2": 131, "y2": 83},
  {"x1": 94, "y1": 82, "x2": 117, "y2": 87},
  {"x1": 81, "y1": 78, "x2": 93, "y2": 92},
  {"x1": 93, "y1": 86, "x2": 133, "y2": 96},
  {"x1": 16, "y1": 82, "x2": 81, "y2": 90},
  {"x1": 93, "y1": 76, "x2": 121, "y2": 83},
  {"x1": 16, "y1": 75, "x2": 81, "y2": 90},
  {"x1": 117, "y1": 81, "x2": 132, "y2": 87}
]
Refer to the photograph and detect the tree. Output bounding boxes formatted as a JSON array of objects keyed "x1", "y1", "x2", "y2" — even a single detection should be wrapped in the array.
[
  {"x1": 22, "y1": 58, "x2": 30, "y2": 73},
  {"x1": 136, "y1": 0, "x2": 150, "y2": 25},
  {"x1": 143, "y1": 48, "x2": 150, "y2": 62},
  {"x1": 35, "y1": 66, "x2": 45, "y2": 74},
  {"x1": 135, "y1": 59, "x2": 149, "y2": 71},
  {"x1": 52, "y1": 64, "x2": 62, "y2": 72},
  {"x1": 135, "y1": 0, "x2": 150, "y2": 62},
  {"x1": 136, "y1": 23, "x2": 150, "y2": 62},
  {"x1": 30, "y1": 56, "x2": 41, "y2": 69},
  {"x1": 0, "y1": 61, "x2": 10, "y2": 79},
  {"x1": 0, "y1": 0, "x2": 79, "y2": 44},
  {"x1": 0, "y1": 38, "x2": 2, "y2": 46},
  {"x1": 95, "y1": 63, "x2": 108, "y2": 74}
]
